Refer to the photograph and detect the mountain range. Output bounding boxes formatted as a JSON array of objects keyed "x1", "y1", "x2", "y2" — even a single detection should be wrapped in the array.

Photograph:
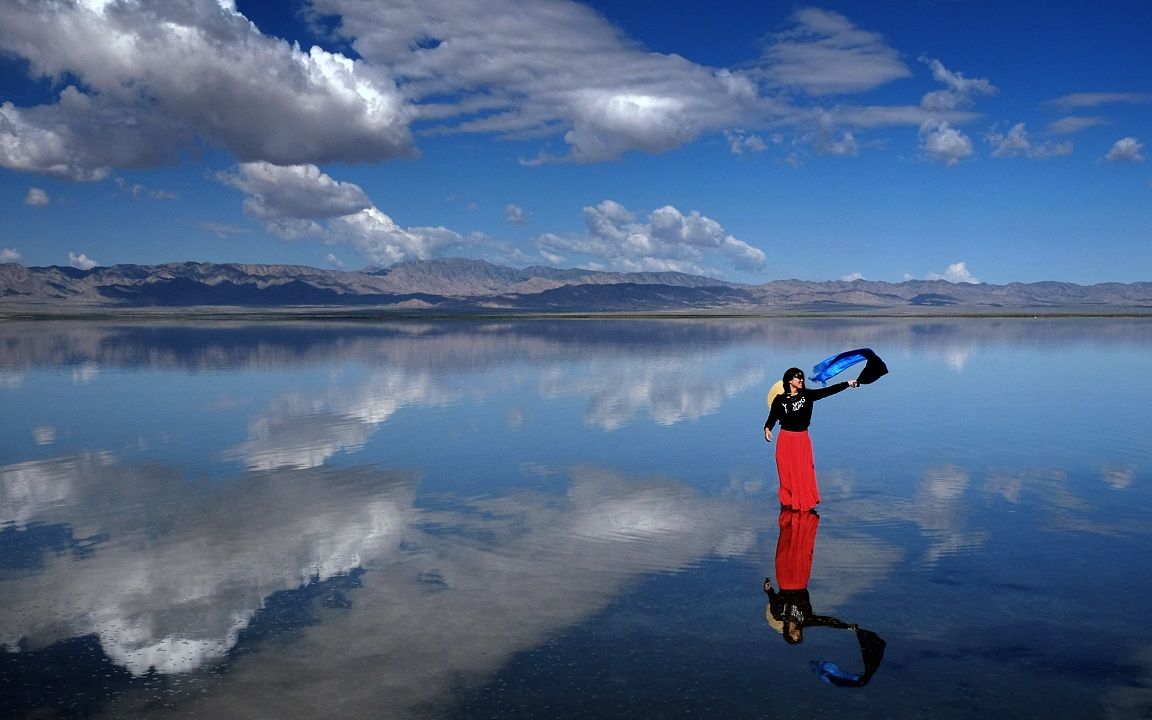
[{"x1": 2, "y1": 258, "x2": 1151, "y2": 314}]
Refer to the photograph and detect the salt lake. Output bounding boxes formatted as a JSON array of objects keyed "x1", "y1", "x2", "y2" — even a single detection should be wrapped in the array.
[{"x1": 2, "y1": 317, "x2": 1151, "y2": 719}]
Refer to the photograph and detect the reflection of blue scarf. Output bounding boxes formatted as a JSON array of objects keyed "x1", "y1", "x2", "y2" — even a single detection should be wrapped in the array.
[
  {"x1": 810, "y1": 660, "x2": 864, "y2": 687},
  {"x1": 809, "y1": 628, "x2": 886, "y2": 688}
]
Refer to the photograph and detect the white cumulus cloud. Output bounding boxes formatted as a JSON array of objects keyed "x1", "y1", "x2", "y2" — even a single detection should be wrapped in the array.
[
  {"x1": 1, "y1": 248, "x2": 23, "y2": 263},
  {"x1": 505, "y1": 204, "x2": 527, "y2": 225},
  {"x1": 329, "y1": 208, "x2": 465, "y2": 267},
  {"x1": 68, "y1": 252, "x2": 98, "y2": 270},
  {"x1": 986, "y1": 123, "x2": 1073, "y2": 159},
  {"x1": 725, "y1": 131, "x2": 768, "y2": 155},
  {"x1": 927, "y1": 262, "x2": 980, "y2": 284},
  {"x1": 114, "y1": 178, "x2": 177, "y2": 201},
  {"x1": 537, "y1": 200, "x2": 766, "y2": 276},
  {"x1": 0, "y1": 0, "x2": 415, "y2": 179},
  {"x1": 218, "y1": 163, "x2": 374, "y2": 220},
  {"x1": 217, "y1": 161, "x2": 465, "y2": 266},
  {"x1": 919, "y1": 120, "x2": 973, "y2": 166},
  {"x1": 818, "y1": 131, "x2": 859, "y2": 156},
  {"x1": 24, "y1": 187, "x2": 49, "y2": 206},
  {"x1": 217, "y1": 161, "x2": 768, "y2": 274},
  {"x1": 1103, "y1": 137, "x2": 1145, "y2": 163}
]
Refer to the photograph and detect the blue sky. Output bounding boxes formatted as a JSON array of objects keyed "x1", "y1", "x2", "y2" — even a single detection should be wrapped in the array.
[{"x1": 0, "y1": 0, "x2": 1148, "y2": 285}]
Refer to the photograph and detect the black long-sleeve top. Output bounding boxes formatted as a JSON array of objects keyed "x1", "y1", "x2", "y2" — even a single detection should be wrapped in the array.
[
  {"x1": 764, "y1": 382, "x2": 849, "y2": 432},
  {"x1": 766, "y1": 586, "x2": 853, "y2": 630}
]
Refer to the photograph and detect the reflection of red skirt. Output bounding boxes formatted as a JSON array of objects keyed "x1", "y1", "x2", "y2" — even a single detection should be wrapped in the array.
[
  {"x1": 775, "y1": 429, "x2": 820, "y2": 511},
  {"x1": 775, "y1": 508, "x2": 820, "y2": 590}
]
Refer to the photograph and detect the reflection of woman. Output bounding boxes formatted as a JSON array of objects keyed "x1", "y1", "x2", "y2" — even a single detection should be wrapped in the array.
[
  {"x1": 763, "y1": 368, "x2": 857, "y2": 511},
  {"x1": 764, "y1": 509, "x2": 886, "y2": 687},
  {"x1": 764, "y1": 509, "x2": 854, "y2": 644}
]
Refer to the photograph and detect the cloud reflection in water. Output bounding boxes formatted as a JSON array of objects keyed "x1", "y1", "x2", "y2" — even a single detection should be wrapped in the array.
[
  {"x1": 2, "y1": 452, "x2": 779, "y2": 719},
  {"x1": 0, "y1": 454, "x2": 414, "y2": 676},
  {"x1": 1, "y1": 318, "x2": 1150, "y2": 719}
]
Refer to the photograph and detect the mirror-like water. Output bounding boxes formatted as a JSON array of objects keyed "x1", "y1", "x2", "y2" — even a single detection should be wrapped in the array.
[{"x1": 2, "y1": 318, "x2": 1151, "y2": 719}]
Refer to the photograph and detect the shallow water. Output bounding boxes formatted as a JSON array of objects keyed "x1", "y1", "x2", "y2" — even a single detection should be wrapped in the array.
[{"x1": 1, "y1": 317, "x2": 1151, "y2": 719}]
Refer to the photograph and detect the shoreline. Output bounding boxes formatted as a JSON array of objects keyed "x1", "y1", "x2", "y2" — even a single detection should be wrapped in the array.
[{"x1": 3, "y1": 304, "x2": 1152, "y2": 322}]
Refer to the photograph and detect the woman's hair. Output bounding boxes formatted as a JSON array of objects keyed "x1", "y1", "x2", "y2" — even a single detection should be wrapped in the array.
[
  {"x1": 782, "y1": 367, "x2": 804, "y2": 395},
  {"x1": 783, "y1": 619, "x2": 804, "y2": 644}
]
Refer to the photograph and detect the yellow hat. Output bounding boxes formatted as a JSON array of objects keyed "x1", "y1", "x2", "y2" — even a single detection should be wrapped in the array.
[
  {"x1": 767, "y1": 379, "x2": 785, "y2": 410},
  {"x1": 765, "y1": 604, "x2": 784, "y2": 633}
]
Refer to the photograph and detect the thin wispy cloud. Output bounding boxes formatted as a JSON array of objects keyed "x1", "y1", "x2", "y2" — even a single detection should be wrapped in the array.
[
  {"x1": 919, "y1": 56, "x2": 997, "y2": 112},
  {"x1": 1045, "y1": 93, "x2": 1152, "y2": 110},
  {"x1": 1045, "y1": 116, "x2": 1107, "y2": 135},
  {"x1": 318, "y1": 0, "x2": 760, "y2": 163},
  {"x1": 786, "y1": 55, "x2": 993, "y2": 143},
  {"x1": 755, "y1": 8, "x2": 911, "y2": 95},
  {"x1": 198, "y1": 222, "x2": 250, "y2": 239}
]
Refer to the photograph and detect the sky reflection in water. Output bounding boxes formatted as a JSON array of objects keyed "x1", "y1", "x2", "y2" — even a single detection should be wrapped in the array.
[{"x1": 1, "y1": 318, "x2": 1151, "y2": 719}]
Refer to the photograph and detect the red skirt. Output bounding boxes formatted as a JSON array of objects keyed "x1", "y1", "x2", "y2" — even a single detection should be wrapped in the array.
[
  {"x1": 775, "y1": 508, "x2": 820, "y2": 590},
  {"x1": 775, "y1": 429, "x2": 820, "y2": 511}
]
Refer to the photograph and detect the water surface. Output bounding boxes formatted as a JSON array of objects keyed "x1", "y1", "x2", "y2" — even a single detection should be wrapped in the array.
[{"x1": 2, "y1": 318, "x2": 1151, "y2": 719}]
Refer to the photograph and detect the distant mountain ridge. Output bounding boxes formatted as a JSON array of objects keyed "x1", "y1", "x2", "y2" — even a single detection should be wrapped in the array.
[{"x1": 2, "y1": 258, "x2": 1151, "y2": 313}]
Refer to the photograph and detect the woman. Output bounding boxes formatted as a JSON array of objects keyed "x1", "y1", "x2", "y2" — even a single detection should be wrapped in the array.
[{"x1": 764, "y1": 367, "x2": 857, "y2": 511}]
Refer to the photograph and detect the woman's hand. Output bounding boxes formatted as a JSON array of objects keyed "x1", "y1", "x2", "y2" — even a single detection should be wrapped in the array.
[
  {"x1": 848, "y1": 380, "x2": 859, "y2": 388},
  {"x1": 764, "y1": 428, "x2": 773, "y2": 442}
]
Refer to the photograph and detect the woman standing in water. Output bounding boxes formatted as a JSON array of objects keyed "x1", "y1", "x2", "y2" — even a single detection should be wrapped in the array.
[{"x1": 764, "y1": 367, "x2": 857, "y2": 512}]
